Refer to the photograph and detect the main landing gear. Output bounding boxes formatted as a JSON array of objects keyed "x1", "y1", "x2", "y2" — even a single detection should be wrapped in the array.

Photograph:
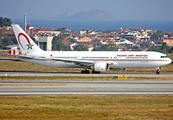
[
  {"x1": 156, "y1": 67, "x2": 161, "y2": 74},
  {"x1": 81, "y1": 70, "x2": 101, "y2": 74},
  {"x1": 92, "y1": 70, "x2": 100, "y2": 74},
  {"x1": 81, "y1": 70, "x2": 90, "y2": 74}
]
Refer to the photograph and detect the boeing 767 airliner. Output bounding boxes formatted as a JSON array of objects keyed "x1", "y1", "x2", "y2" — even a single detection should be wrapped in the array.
[{"x1": 12, "y1": 24, "x2": 171, "y2": 74}]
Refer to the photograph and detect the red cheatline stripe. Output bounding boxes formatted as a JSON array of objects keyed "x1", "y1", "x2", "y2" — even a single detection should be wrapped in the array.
[{"x1": 20, "y1": 59, "x2": 168, "y2": 62}]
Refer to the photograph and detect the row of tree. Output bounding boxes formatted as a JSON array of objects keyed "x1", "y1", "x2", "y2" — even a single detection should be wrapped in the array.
[
  {"x1": 52, "y1": 35, "x2": 120, "y2": 51},
  {"x1": 147, "y1": 42, "x2": 173, "y2": 53},
  {"x1": 150, "y1": 30, "x2": 164, "y2": 39},
  {"x1": 0, "y1": 29, "x2": 17, "y2": 49},
  {"x1": 52, "y1": 35, "x2": 87, "y2": 51},
  {"x1": 0, "y1": 17, "x2": 12, "y2": 27},
  {"x1": 0, "y1": 31, "x2": 172, "y2": 53},
  {"x1": 52, "y1": 34, "x2": 173, "y2": 53}
]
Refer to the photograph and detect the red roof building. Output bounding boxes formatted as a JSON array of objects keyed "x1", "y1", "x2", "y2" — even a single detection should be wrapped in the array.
[{"x1": 62, "y1": 40, "x2": 70, "y2": 46}]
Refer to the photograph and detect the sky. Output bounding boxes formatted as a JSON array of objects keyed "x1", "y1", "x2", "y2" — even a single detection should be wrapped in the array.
[{"x1": 0, "y1": 0, "x2": 173, "y2": 21}]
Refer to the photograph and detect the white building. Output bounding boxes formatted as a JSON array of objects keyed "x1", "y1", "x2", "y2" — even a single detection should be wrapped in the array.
[
  {"x1": 120, "y1": 32, "x2": 150, "y2": 40},
  {"x1": 38, "y1": 36, "x2": 53, "y2": 51},
  {"x1": 37, "y1": 28, "x2": 60, "y2": 36},
  {"x1": 120, "y1": 32, "x2": 137, "y2": 40},
  {"x1": 79, "y1": 30, "x2": 86, "y2": 35}
]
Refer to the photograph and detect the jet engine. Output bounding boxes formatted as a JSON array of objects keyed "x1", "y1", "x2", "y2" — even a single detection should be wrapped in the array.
[{"x1": 93, "y1": 62, "x2": 109, "y2": 72}]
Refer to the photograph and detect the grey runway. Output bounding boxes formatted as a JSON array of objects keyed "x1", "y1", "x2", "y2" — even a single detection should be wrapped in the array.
[
  {"x1": 0, "y1": 71, "x2": 173, "y2": 77},
  {"x1": 0, "y1": 80, "x2": 173, "y2": 95}
]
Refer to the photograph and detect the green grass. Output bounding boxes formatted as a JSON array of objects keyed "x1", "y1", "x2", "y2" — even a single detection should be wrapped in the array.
[{"x1": 0, "y1": 95, "x2": 173, "y2": 120}]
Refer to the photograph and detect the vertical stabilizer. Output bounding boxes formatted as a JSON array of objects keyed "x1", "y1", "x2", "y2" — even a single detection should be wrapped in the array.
[{"x1": 12, "y1": 24, "x2": 43, "y2": 54}]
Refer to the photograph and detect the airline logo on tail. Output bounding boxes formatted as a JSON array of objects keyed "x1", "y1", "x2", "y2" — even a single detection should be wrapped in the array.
[{"x1": 18, "y1": 33, "x2": 34, "y2": 50}]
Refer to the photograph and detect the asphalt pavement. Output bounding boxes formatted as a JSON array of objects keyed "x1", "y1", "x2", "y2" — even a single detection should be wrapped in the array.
[{"x1": 0, "y1": 80, "x2": 173, "y2": 95}]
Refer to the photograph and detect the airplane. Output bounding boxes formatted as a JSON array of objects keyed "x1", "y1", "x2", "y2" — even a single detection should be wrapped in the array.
[{"x1": 12, "y1": 24, "x2": 172, "y2": 74}]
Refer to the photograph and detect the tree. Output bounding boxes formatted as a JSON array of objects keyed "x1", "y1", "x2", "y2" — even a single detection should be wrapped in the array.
[
  {"x1": 73, "y1": 43, "x2": 87, "y2": 51},
  {"x1": 148, "y1": 47, "x2": 158, "y2": 52},
  {"x1": 0, "y1": 41, "x2": 3, "y2": 49},
  {"x1": 55, "y1": 27, "x2": 66, "y2": 31},
  {"x1": 80, "y1": 29, "x2": 86, "y2": 31},
  {"x1": 170, "y1": 46, "x2": 173, "y2": 53},
  {"x1": 160, "y1": 42, "x2": 169, "y2": 53},
  {"x1": 97, "y1": 30, "x2": 103, "y2": 32},
  {"x1": 0, "y1": 17, "x2": 12, "y2": 27},
  {"x1": 52, "y1": 35, "x2": 66, "y2": 51},
  {"x1": 104, "y1": 30, "x2": 111, "y2": 33},
  {"x1": 0, "y1": 17, "x2": 4, "y2": 27},
  {"x1": 0, "y1": 29, "x2": 7, "y2": 36},
  {"x1": 1, "y1": 36, "x2": 14, "y2": 46},
  {"x1": 147, "y1": 42, "x2": 169, "y2": 53},
  {"x1": 105, "y1": 41, "x2": 117, "y2": 51},
  {"x1": 57, "y1": 38, "x2": 63, "y2": 51},
  {"x1": 151, "y1": 30, "x2": 164, "y2": 39},
  {"x1": 4, "y1": 17, "x2": 12, "y2": 26},
  {"x1": 63, "y1": 44, "x2": 72, "y2": 51},
  {"x1": 93, "y1": 42, "x2": 117, "y2": 51}
]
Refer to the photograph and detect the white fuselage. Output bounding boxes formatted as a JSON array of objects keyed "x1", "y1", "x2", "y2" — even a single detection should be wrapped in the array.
[{"x1": 21, "y1": 51, "x2": 171, "y2": 69}]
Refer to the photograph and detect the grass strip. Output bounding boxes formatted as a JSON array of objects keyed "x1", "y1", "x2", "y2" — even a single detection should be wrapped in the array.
[
  {"x1": 0, "y1": 76, "x2": 173, "y2": 80},
  {"x1": 0, "y1": 95, "x2": 172, "y2": 120},
  {"x1": 0, "y1": 84, "x2": 67, "y2": 86}
]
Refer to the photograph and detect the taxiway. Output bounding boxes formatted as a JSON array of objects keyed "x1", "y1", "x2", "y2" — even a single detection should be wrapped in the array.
[{"x1": 0, "y1": 80, "x2": 173, "y2": 95}]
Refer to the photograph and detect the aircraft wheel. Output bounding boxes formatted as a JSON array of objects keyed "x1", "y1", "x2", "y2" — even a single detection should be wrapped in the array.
[
  {"x1": 86, "y1": 70, "x2": 90, "y2": 74},
  {"x1": 156, "y1": 69, "x2": 160, "y2": 74},
  {"x1": 92, "y1": 70, "x2": 101, "y2": 74},
  {"x1": 81, "y1": 70, "x2": 90, "y2": 74}
]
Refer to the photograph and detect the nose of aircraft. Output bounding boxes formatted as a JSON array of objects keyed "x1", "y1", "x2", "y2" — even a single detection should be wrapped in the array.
[{"x1": 168, "y1": 58, "x2": 172, "y2": 64}]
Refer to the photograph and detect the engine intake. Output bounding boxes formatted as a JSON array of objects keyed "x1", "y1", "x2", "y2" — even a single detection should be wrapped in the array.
[{"x1": 93, "y1": 62, "x2": 109, "y2": 72}]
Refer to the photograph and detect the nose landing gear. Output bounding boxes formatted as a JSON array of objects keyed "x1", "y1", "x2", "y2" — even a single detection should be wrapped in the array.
[{"x1": 156, "y1": 67, "x2": 161, "y2": 74}]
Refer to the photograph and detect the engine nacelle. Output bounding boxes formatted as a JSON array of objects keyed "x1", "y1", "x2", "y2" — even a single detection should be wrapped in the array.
[
  {"x1": 111, "y1": 68, "x2": 127, "y2": 71},
  {"x1": 93, "y1": 62, "x2": 109, "y2": 72}
]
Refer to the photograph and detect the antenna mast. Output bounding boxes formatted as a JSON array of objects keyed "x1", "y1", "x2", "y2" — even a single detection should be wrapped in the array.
[{"x1": 24, "y1": 13, "x2": 27, "y2": 32}]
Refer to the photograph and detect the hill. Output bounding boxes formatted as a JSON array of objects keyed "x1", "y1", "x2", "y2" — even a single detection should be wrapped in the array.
[{"x1": 50, "y1": 10, "x2": 116, "y2": 21}]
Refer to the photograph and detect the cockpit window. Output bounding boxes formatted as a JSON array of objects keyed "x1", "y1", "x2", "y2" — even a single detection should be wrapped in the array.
[{"x1": 161, "y1": 56, "x2": 168, "y2": 58}]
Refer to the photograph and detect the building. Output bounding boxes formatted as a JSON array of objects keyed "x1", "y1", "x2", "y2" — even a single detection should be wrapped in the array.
[
  {"x1": 163, "y1": 39, "x2": 173, "y2": 46},
  {"x1": 120, "y1": 31, "x2": 150, "y2": 40},
  {"x1": 77, "y1": 37, "x2": 93, "y2": 43},
  {"x1": 3, "y1": 45, "x2": 19, "y2": 50},
  {"x1": 38, "y1": 36, "x2": 53, "y2": 51},
  {"x1": 120, "y1": 32, "x2": 137, "y2": 40},
  {"x1": 37, "y1": 27, "x2": 60, "y2": 36},
  {"x1": 62, "y1": 40, "x2": 70, "y2": 46}
]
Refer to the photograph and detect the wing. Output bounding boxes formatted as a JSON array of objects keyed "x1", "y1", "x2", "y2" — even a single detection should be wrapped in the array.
[
  {"x1": 51, "y1": 58, "x2": 117, "y2": 67},
  {"x1": 52, "y1": 58, "x2": 94, "y2": 67}
]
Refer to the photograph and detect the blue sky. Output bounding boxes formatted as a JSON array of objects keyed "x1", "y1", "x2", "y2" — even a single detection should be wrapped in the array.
[{"x1": 0, "y1": 0, "x2": 173, "y2": 21}]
